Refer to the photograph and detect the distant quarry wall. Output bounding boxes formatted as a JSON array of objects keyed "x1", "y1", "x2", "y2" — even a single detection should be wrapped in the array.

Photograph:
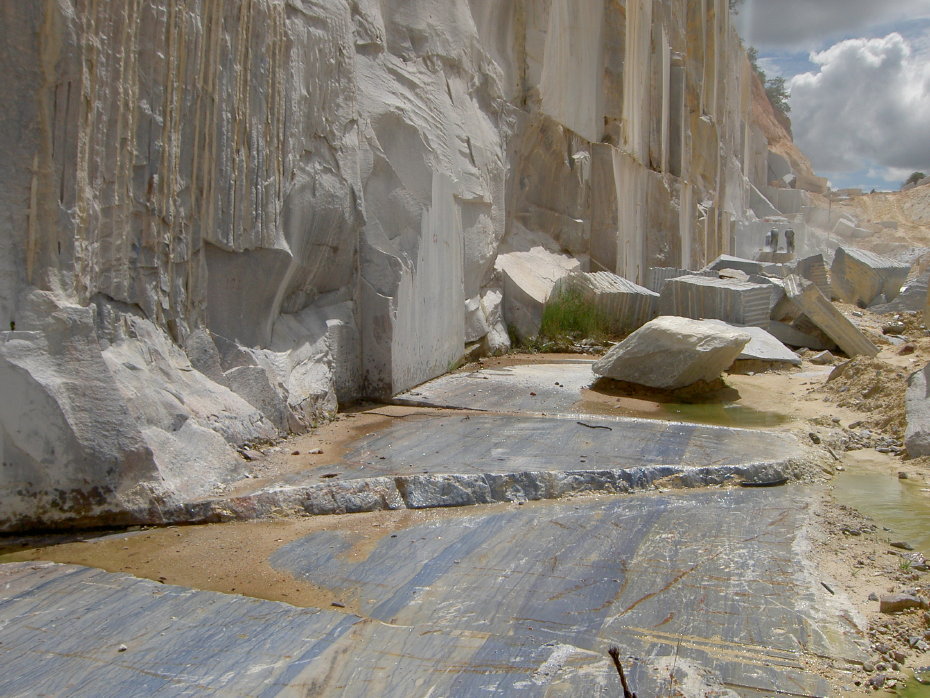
[{"x1": 0, "y1": 0, "x2": 770, "y2": 529}]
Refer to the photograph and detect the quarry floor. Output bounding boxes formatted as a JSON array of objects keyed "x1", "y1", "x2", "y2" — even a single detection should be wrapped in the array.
[{"x1": 5, "y1": 309, "x2": 930, "y2": 696}]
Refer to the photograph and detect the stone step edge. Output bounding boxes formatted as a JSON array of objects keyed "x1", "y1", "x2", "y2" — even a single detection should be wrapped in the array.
[
  {"x1": 175, "y1": 458, "x2": 806, "y2": 524},
  {"x1": 0, "y1": 459, "x2": 812, "y2": 533}
]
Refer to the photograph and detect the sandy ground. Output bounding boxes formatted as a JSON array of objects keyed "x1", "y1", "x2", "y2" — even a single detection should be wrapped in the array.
[{"x1": 833, "y1": 184, "x2": 930, "y2": 258}]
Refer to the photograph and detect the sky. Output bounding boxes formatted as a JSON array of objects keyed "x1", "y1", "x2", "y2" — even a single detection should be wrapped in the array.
[{"x1": 733, "y1": 0, "x2": 930, "y2": 191}]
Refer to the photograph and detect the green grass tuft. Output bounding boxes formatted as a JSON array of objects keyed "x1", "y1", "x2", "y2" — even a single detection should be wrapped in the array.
[{"x1": 539, "y1": 287, "x2": 611, "y2": 341}]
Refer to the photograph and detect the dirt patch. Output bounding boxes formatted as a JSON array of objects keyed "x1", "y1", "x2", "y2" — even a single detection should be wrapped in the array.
[
  {"x1": 817, "y1": 357, "x2": 910, "y2": 439},
  {"x1": 0, "y1": 505, "x2": 516, "y2": 614},
  {"x1": 464, "y1": 352, "x2": 597, "y2": 369}
]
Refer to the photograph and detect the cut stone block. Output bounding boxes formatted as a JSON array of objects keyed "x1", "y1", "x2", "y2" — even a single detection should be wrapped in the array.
[
  {"x1": 592, "y1": 316, "x2": 750, "y2": 389},
  {"x1": 766, "y1": 320, "x2": 834, "y2": 352},
  {"x1": 746, "y1": 275, "x2": 786, "y2": 311},
  {"x1": 831, "y1": 247, "x2": 910, "y2": 307},
  {"x1": 810, "y1": 351, "x2": 835, "y2": 365},
  {"x1": 906, "y1": 364, "x2": 930, "y2": 457},
  {"x1": 870, "y1": 272, "x2": 929, "y2": 314},
  {"x1": 645, "y1": 267, "x2": 713, "y2": 293},
  {"x1": 496, "y1": 247, "x2": 581, "y2": 340},
  {"x1": 783, "y1": 275, "x2": 878, "y2": 357},
  {"x1": 793, "y1": 254, "x2": 831, "y2": 299},
  {"x1": 703, "y1": 320, "x2": 801, "y2": 366},
  {"x1": 833, "y1": 218, "x2": 873, "y2": 239},
  {"x1": 659, "y1": 275, "x2": 773, "y2": 327},
  {"x1": 550, "y1": 271, "x2": 658, "y2": 333},
  {"x1": 705, "y1": 254, "x2": 767, "y2": 276}
]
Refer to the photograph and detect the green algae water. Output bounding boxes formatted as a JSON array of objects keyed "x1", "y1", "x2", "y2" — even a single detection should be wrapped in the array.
[
  {"x1": 898, "y1": 679, "x2": 930, "y2": 697},
  {"x1": 834, "y1": 466, "x2": 930, "y2": 557},
  {"x1": 654, "y1": 401, "x2": 789, "y2": 428},
  {"x1": 834, "y1": 459, "x2": 930, "y2": 697}
]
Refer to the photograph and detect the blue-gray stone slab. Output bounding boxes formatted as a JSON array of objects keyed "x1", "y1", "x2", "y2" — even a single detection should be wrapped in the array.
[
  {"x1": 0, "y1": 488, "x2": 863, "y2": 696},
  {"x1": 330, "y1": 413, "x2": 799, "y2": 478},
  {"x1": 394, "y1": 361, "x2": 598, "y2": 414},
  {"x1": 271, "y1": 487, "x2": 862, "y2": 696},
  {"x1": 183, "y1": 362, "x2": 808, "y2": 521}
]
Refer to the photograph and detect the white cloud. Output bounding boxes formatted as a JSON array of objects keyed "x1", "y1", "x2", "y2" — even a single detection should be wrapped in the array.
[
  {"x1": 734, "y1": 0, "x2": 930, "y2": 51},
  {"x1": 788, "y1": 33, "x2": 930, "y2": 180},
  {"x1": 755, "y1": 56, "x2": 784, "y2": 77}
]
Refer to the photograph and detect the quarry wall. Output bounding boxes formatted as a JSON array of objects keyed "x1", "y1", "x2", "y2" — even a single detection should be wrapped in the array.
[{"x1": 0, "y1": 0, "x2": 767, "y2": 529}]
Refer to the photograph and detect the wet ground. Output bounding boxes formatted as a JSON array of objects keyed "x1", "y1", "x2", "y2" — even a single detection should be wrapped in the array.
[{"x1": 836, "y1": 465, "x2": 930, "y2": 557}]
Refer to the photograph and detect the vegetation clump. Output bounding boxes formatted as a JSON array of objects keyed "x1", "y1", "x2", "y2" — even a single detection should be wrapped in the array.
[
  {"x1": 540, "y1": 288, "x2": 611, "y2": 340},
  {"x1": 904, "y1": 171, "x2": 926, "y2": 188},
  {"x1": 510, "y1": 288, "x2": 616, "y2": 353},
  {"x1": 747, "y1": 47, "x2": 792, "y2": 126}
]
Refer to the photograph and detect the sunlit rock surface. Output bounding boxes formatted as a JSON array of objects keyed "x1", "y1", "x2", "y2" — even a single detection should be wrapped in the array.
[
  {"x1": 0, "y1": 488, "x2": 863, "y2": 695},
  {"x1": 593, "y1": 316, "x2": 750, "y2": 389},
  {"x1": 1, "y1": 0, "x2": 781, "y2": 528}
]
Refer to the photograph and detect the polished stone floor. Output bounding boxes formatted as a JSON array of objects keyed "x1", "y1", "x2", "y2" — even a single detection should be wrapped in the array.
[{"x1": 1, "y1": 488, "x2": 862, "y2": 696}]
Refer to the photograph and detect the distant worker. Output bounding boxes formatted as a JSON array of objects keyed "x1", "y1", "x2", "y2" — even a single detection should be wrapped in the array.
[
  {"x1": 784, "y1": 228, "x2": 796, "y2": 254},
  {"x1": 764, "y1": 227, "x2": 779, "y2": 253}
]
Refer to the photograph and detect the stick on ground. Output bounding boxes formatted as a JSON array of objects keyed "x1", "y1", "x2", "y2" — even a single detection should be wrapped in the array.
[{"x1": 608, "y1": 646, "x2": 637, "y2": 698}]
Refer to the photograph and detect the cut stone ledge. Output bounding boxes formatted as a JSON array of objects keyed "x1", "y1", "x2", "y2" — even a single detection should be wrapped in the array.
[{"x1": 159, "y1": 457, "x2": 810, "y2": 524}]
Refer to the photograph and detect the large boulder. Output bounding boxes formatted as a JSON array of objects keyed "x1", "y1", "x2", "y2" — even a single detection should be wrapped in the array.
[
  {"x1": 905, "y1": 364, "x2": 930, "y2": 457},
  {"x1": 831, "y1": 247, "x2": 910, "y2": 307},
  {"x1": 702, "y1": 320, "x2": 801, "y2": 366},
  {"x1": 659, "y1": 275, "x2": 773, "y2": 327},
  {"x1": 592, "y1": 316, "x2": 750, "y2": 389},
  {"x1": 495, "y1": 242, "x2": 581, "y2": 341}
]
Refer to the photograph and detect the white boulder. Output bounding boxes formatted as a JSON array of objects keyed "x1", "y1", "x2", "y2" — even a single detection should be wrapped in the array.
[
  {"x1": 905, "y1": 364, "x2": 930, "y2": 457},
  {"x1": 831, "y1": 247, "x2": 910, "y2": 307},
  {"x1": 592, "y1": 316, "x2": 751, "y2": 389},
  {"x1": 702, "y1": 320, "x2": 801, "y2": 366},
  {"x1": 495, "y1": 237, "x2": 581, "y2": 341}
]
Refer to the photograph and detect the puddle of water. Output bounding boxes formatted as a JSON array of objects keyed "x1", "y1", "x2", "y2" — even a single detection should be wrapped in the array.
[
  {"x1": 576, "y1": 398, "x2": 789, "y2": 428},
  {"x1": 834, "y1": 466, "x2": 930, "y2": 557},
  {"x1": 898, "y1": 678, "x2": 930, "y2": 697}
]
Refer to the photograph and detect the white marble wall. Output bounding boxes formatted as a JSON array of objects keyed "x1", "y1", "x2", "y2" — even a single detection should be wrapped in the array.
[{"x1": 0, "y1": 0, "x2": 775, "y2": 528}]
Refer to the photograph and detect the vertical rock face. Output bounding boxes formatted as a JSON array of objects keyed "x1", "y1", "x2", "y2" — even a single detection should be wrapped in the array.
[{"x1": 0, "y1": 0, "x2": 769, "y2": 529}]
